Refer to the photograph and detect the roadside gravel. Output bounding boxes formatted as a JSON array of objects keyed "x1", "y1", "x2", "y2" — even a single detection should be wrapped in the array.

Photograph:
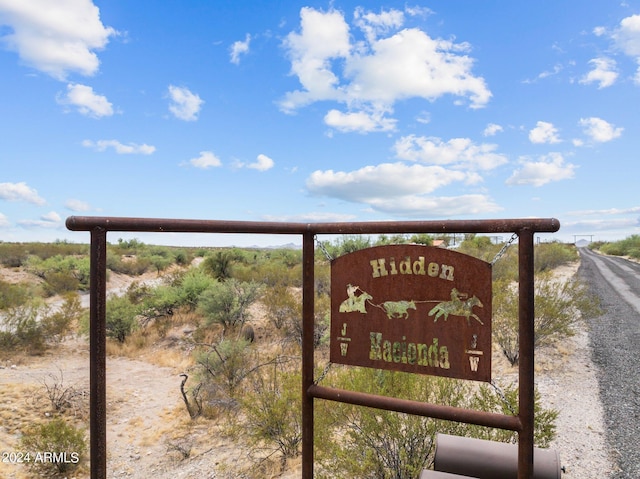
[{"x1": 578, "y1": 249, "x2": 640, "y2": 479}]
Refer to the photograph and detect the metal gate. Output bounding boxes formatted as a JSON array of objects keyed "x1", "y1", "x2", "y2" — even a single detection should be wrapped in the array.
[{"x1": 66, "y1": 216, "x2": 560, "y2": 479}]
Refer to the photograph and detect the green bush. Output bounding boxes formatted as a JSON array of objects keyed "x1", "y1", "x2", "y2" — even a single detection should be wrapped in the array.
[
  {"x1": 493, "y1": 273, "x2": 600, "y2": 365},
  {"x1": 194, "y1": 338, "x2": 254, "y2": 412},
  {"x1": 43, "y1": 270, "x2": 80, "y2": 296},
  {"x1": 0, "y1": 243, "x2": 29, "y2": 267},
  {"x1": 0, "y1": 303, "x2": 48, "y2": 354},
  {"x1": 239, "y1": 369, "x2": 302, "y2": 466},
  {"x1": 20, "y1": 417, "x2": 86, "y2": 474},
  {"x1": 534, "y1": 242, "x2": 577, "y2": 272},
  {"x1": 197, "y1": 279, "x2": 262, "y2": 332},
  {"x1": 25, "y1": 254, "x2": 91, "y2": 292},
  {"x1": 0, "y1": 279, "x2": 32, "y2": 309},
  {"x1": 106, "y1": 254, "x2": 151, "y2": 275},
  {"x1": 105, "y1": 295, "x2": 138, "y2": 342},
  {"x1": 41, "y1": 294, "x2": 82, "y2": 341}
]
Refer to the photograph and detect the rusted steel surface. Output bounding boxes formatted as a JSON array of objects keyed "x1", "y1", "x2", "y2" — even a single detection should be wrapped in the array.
[
  {"x1": 330, "y1": 245, "x2": 492, "y2": 381},
  {"x1": 66, "y1": 215, "x2": 559, "y2": 479},
  {"x1": 66, "y1": 216, "x2": 560, "y2": 235},
  {"x1": 308, "y1": 384, "x2": 522, "y2": 432},
  {"x1": 518, "y1": 229, "x2": 536, "y2": 479},
  {"x1": 89, "y1": 229, "x2": 107, "y2": 479},
  {"x1": 301, "y1": 233, "x2": 315, "y2": 479}
]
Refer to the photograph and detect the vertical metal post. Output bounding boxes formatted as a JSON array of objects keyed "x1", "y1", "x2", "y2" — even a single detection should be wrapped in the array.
[
  {"x1": 301, "y1": 232, "x2": 315, "y2": 479},
  {"x1": 89, "y1": 228, "x2": 107, "y2": 479},
  {"x1": 518, "y1": 229, "x2": 535, "y2": 479}
]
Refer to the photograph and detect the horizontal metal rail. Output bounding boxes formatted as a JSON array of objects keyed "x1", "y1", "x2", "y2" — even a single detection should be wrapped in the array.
[
  {"x1": 66, "y1": 216, "x2": 560, "y2": 235},
  {"x1": 308, "y1": 384, "x2": 523, "y2": 431}
]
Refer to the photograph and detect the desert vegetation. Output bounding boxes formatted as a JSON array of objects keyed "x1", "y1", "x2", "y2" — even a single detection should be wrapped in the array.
[{"x1": 0, "y1": 234, "x2": 604, "y2": 477}]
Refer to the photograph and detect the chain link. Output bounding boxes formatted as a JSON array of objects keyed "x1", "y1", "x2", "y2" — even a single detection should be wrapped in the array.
[
  {"x1": 490, "y1": 233, "x2": 518, "y2": 266},
  {"x1": 315, "y1": 235, "x2": 334, "y2": 261},
  {"x1": 490, "y1": 380, "x2": 517, "y2": 415},
  {"x1": 314, "y1": 362, "x2": 333, "y2": 385}
]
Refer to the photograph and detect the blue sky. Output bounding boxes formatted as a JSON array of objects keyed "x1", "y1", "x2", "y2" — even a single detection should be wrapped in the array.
[{"x1": 1, "y1": 1, "x2": 640, "y2": 247}]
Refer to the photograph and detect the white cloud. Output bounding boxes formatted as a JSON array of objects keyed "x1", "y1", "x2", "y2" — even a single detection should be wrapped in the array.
[
  {"x1": 393, "y1": 135, "x2": 508, "y2": 170},
  {"x1": 612, "y1": 14, "x2": 640, "y2": 56},
  {"x1": 568, "y1": 206, "x2": 640, "y2": 216},
  {"x1": 580, "y1": 57, "x2": 618, "y2": 88},
  {"x1": 324, "y1": 109, "x2": 396, "y2": 133},
  {"x1": 307, "y1": 162, "x2": 480, "y2": 205},
  {"x1": 82, "y1": 139, "x2": 155, "y2": 154},
  {"x1": 280, "y1": 6, "x2": 491, "y2": 123},
  {"x1": 353, "y1": 6, "x2": 405, "y2": 44},
  {"x1": 280, "y1": 7, "x2": 351, "y2": 111},
  {"x1": 0, "y1": 212, "x2": 10, "y2": 227},
  {"x1": 65, "y1": 199, "x2": 91, "y2": 211},
  {"x1": 529, "y1": 121, "x2": 561, "y2": 144},
  {"x1": 306, "y1": 162, "x2": 502, "y2": 217},
  {"x1": 187, "y1": 151, "x2": 222, "y2": 169},
  {"x1": 168, "y1": 85, "x2": 203, "y2": 121},
  {"x1": 579, "y1": 117, "x2": 623, "y2": 143},
  {"x1": 483, "y1": 123, "x2": 503, "y2": 137},
  {"x1": 610, "y1": 14, "x2": 640, "y2": 84},
  {"x1": 367, "y1": 194, "x2": 501, "y2": 217},
  {"x1": 506, "y1": 152, "x2": 576, "y2": 187},
  {"x1": 346, "y1": 28, "x2": 491, "y2": 108},
  {"x1": 18, "y1": 211, "x2": 62, "y2": 228},
  {"x1": 248, "y1": 154, "x2": 274, "y2": 171},
  {"x1": 57, "y1": 83, "x2": 114, "y2": 118},
  {"x1": 230, "y1": 33, "x2": 251, "y2": 64},
  {"x1": 0, "y1": 181, "x2": 45, "y2": 204},
  {"x1": 0, "y1": 0, "x2": 116, "y2": 79},
  {"x1": 233, "y1": 154, "x2": 275, "y2": 171}
]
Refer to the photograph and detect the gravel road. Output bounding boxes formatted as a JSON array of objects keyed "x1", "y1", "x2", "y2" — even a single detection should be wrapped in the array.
[{"x1": 578, "y1": 247, "x2": 640, "y2": 479}]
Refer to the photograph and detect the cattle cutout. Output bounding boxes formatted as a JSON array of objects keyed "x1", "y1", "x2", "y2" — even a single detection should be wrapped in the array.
[{"x1": 330, "y1": 244, "x2": 492, "y2": 382}]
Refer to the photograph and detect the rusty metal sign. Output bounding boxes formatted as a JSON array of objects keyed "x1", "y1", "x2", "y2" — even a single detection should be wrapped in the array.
[{"x1": 330, "y1": 244, "x2": 492, "y2": 382}]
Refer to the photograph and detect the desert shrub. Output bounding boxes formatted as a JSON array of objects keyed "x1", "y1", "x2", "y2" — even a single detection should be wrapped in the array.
[
  {"x1": 239, "y1": 368, "x2": 303, "y2": 468},
  {"x1": 315, "y1": 263, "x2": 331, "y2": 295},
  {"x1": 173, "y1": 268, "x2": 216, "y2": 310},
  {"x1": 534, "y1": 242, "x2": 577, "y2": 272},
  {"x1": 237, "y1": 259, "x2": 302, "y2": 287},
  {"x1": 41, "y1": 293, "x2": 82, "y2": 341},
  {"x1": 20, "y1": 418, "x2": 86, "y2": 474},
  {"x1": 148, "y1": 254, "x2": 173, "y2": 274},
  {"x1": 43, "y1": 270, "x2": 80, "y2": 296},
  {"x1": 263, "y1": 284, "x2": 300, "y2": 330},
  {"x1": 105, "y1": 295, "x2": 138, "y2": 342},
  {"x1": 316, "y1": 368, "x2": 469, "y2": 478},
  {"x1": 25, "y1": 254, "x2": 90, "y2": 291},
  {"x1": 0, "y1": 279, "x2": 32, "y2": 309},
  {"x1": 137, "y1": 284, "x2": 180, "y2": 326},
  {"x1": 194, "y1": 338, "x2": 254, "y2": 412},
  {"x1": 456, "y1": 234, "x2": 502, "y2": 262},
  {"x1": 0, "y1": 303, "x2": 48, "y2": 354},
  {"x1": 599, "y1": 242, "x2": 624, "y2": 256},
  {"x1": 0, "y1": 243, "x2": 29, "y2": 267},
  {"x1": 320, "y1": 234, "x2": 372, "y2": 259},
  {"x1": 408, "y1": 233, "x2": 434, "y2": 246},
  {"x1": 38, "y1": 368, "x2": 88, "y2": 417},
  {"x1": 106, "y1": 254, "x2": 151, "y2": 275},
  {"x1": 197, "y1": 279, "x2": 262, "y2": 332},
  {"x1": 468, "y1": 383, "x2": 557, "y2": 447},
  {"x1": 201, "y1": 250, "x2": 239, "y2": 281},
  {"x1": 493, "y1": 273, "x2": 600, "y2": 365},
  {"x1": 375, "y1": 233, "x2": 409, "y2": 245}
]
